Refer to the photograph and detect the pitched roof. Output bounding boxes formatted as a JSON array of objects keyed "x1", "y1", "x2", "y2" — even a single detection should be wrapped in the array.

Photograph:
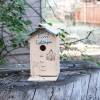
[{"x1": 30, "y1": 23, "x2": 60, "y2": 36}]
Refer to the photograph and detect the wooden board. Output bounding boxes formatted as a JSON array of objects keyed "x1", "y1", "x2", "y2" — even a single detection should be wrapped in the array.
[
  {"x1": 0, "y1": 60, "x2": 98, "y2": 73},
  {"x1": 0, "y1": 68, "x2": 100, "y2": 100}
]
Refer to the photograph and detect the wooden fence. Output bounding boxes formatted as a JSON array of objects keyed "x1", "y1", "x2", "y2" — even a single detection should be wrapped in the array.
[{"x1": 75, "y1": 3, "x2": 100, "y2": 25}]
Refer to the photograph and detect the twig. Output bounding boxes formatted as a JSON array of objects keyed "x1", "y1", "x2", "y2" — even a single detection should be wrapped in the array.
[
  {"x1": 64, "y1": 30, "x2": 93, "y2": 45},
  {"x1": 24, "y1": 1, "x2": 47, "y2": 23},
  {"x1": 46, "y1": 0, "x2": 63, "y2": 22}
]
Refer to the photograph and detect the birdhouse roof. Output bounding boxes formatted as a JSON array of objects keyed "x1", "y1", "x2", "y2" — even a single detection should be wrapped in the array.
[{"x1": 30, "y1": 23, "x2": 60, "y2": 36}]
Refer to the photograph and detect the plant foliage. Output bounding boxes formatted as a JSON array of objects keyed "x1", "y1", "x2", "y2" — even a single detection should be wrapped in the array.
[
  {"x1": 0, "y1": 0, "x2": 31, "y2": 32},
  {"x1": 0, "y1": 0, "x2": 31, "y2": 63}
]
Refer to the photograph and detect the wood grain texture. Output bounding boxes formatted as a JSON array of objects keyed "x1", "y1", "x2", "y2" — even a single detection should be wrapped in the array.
[{"x1": 0, "y1": 70, "x2": 100, "y2": 100}]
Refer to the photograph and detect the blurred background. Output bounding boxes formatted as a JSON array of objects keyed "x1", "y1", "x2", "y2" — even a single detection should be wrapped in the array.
[{"x1": 0, "y1": 0, "x2": 100, "y2": 66}]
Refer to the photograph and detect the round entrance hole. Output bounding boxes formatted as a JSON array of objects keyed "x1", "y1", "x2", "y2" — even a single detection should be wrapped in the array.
[{"x1": 40, "y1": 45, "x2": 46, "y2": 51}]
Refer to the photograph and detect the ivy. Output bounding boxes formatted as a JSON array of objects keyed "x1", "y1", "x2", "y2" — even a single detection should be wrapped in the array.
[
  {"x1": 0, "y1": 0, "x2": 32, "y2": 64},
  {"x1": 0, "y1": 0, "x2": 31, "y2": 33}
]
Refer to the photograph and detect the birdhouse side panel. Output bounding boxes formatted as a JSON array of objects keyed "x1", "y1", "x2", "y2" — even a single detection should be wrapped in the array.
[{"x1": 30, "y1": 35, "x2": 40, "y2": 76}]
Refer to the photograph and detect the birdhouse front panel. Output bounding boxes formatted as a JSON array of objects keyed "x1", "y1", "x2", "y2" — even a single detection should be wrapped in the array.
[{"x1": 29, "y1": 29, "x2": 60, "y2": 78}]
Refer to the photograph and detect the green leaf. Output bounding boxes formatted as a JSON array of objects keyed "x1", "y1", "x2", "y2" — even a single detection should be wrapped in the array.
[
  {"x1": 12, "y1": 43, "x2": 17, "y2": 48},
  {"x1": 0, "y1": 0, "x2": 32, "y2": 63},
  {"x1": 0, "y1": 58, "x2": 5, "y2": 64},
  {"x1": 0, "y1": 39, "x2": 4, "y2": 48},
  {"x1": 0, "y1": 0, "x2": 31, "y2": 34},
  {"x1": 24, "y1": 20, "x2": 32, "y2": 25}
]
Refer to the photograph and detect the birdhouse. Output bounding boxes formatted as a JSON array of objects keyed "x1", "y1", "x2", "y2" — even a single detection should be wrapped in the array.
[{"x1": 28, "y1": 24, "x2": 60, "y2": 81}]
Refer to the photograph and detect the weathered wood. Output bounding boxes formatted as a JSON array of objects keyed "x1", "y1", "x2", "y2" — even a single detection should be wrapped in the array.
[
  {"x1": 0, "y1": 60, "x2": 99, "y2": 73},
  {"x1": 0, "y1": 69, "x2": 100, "y2": 100},
  {"x1": 95, "y1": 71, "x2": 100, "y2": 100}
]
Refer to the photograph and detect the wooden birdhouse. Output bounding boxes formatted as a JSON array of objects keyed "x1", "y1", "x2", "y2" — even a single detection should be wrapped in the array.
[{"x1": 28, "y1": 24, "x2": 60, "y2": 81}]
